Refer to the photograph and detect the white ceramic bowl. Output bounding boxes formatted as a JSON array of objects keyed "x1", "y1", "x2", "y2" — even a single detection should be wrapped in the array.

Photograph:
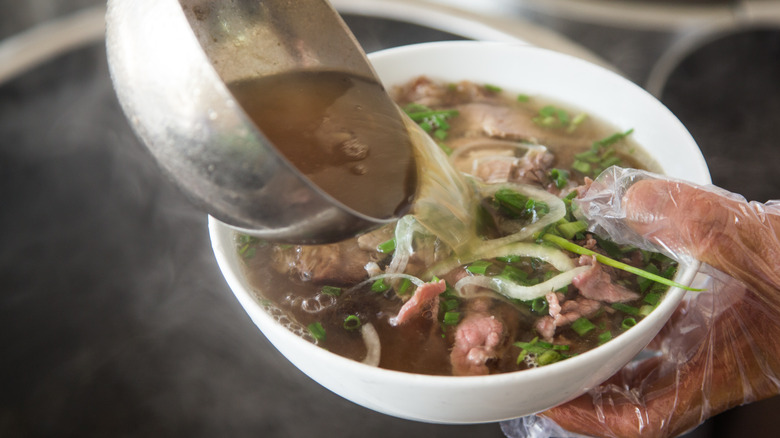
[{"x1": 209, "y1": 41, "x2": 711, "y2": 424}]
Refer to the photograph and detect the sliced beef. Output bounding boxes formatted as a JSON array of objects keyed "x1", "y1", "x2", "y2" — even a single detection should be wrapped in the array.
[
  {"x1": 391, "y1": 77, "x2": 499, "y2": 108},
  {"x1": 393, "y1": 279, "x2": 447, "y2": 325},
  {"x1": 273, "y1": 239, "x2": 377, "y2": 285},
  {"x1": 535, "y1": 292, "x2": 602, "y2": 341},
  {"x1": 450, "y1": 298, "x2": 505, "y2": 376},
  {"x1": 451, "y1": 103, "x2": 584, "y2": 150},
  {"x1": 573, "y1": 256, "x2": 641, "y2": 303},
  {"x1": 511, "y1": 148, "x2": 555, "y2": 185}
]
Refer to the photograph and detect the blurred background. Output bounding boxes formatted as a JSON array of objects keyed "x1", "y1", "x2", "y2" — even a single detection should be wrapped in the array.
[{"x1": 1, "y1": 0, "x2": 778, "y2": 437}]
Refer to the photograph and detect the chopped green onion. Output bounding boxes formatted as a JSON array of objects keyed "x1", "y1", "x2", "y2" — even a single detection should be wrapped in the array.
[
  {"x1": 321, "y1": 286, "x2": 342, "y2": 297},
  {"x1": 571, "y1": 317, "x2": 596, "y2": 336},
  {"x1": 371, "y1": 278, "x2": 389, "y2": 293},
  {"x1": 553, "y1": 344, "x2": 570, "y2": 351},
  {"x1": 442, "y1": 298, "x2": 459, "y2": 312},
  {"x1": 466, "y1": 260, "x2": 492, "y2": 275},
  {"x1": 538, "y1": 349, "x2": 562, "y2": 366},
  {"x1": 598, "y1": 331, "x2": 612, "y2": 345},
  {"x1": 621, "y1": 317, "x2": 637, "y2": 330},
  {"x1": 239, "y1": 244, "x2": 256, "y2": 259},
  {"x1": 496, "y1": 254, "x2": 522, "y2": 263},
  {"x1": 484, "y1": 84, "x2": 503, "y2": 92},
  {"x1": 517, "y1": 93, "x2": 530, "y2": 102},
  {"x1": 639, "y1": 305, "x2": 654, "y2": 317},
  {"x1": 405, "y1": 109, "x2": 459, "y2": 122},
  {"x1": 443, "y1": 311, "x2": 461, "y2": 326},
  {"x1": 343, "y1": 315, "x2": 362, "y2": 331},
  {"x1": 397, "y1": 278, "x2": 413, "y2": 296},
  {"x1": 494, "y1": 188, "x2": 528, "y2": 215},
  {"x1": 592, "y1": 128, "x2": 634, "y2": 150},
  {"x1": 549, "y1": 168, "x2": 570, "y2": 189},
  {"x1": 571, "y1": 160, "x2": 591, "y2": 175},
  {"x1": 539, "y1": 233, "x2": 704, "y2": 292},
  {"x1": 531, "y1": 297, "x2": 548, "y2": 314},
  {"x1": 644, "y1": 292, "x2": 662, "y2": 306},
  {"x1": 556, "y1": 220, "x2": 588, "y2": 240},
  {"x1": 612, "y1": 303, "x2": 640, "y2": 316},
  {"x1": 499, "y1": 264, "x2": 528, "y2": 283},
  {"x1": 377, "y1": 238, "x2": 396, "y2": 254},
  {"x1": 308, "y1": 322, "x2": 326, "y2": 341},
  {"x1": 567, "y1": 113, "x2": 588, "y2": 133}
]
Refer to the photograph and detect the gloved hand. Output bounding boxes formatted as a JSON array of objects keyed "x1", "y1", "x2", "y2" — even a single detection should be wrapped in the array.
[{"x1": 502, "y1": 167, "x2": 780, "y2": 438}]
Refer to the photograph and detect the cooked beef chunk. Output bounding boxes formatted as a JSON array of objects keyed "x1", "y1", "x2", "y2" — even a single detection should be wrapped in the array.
[
  {"x1": 450, "y1": 298, "x2": 505, "y2": 376},
  {"x1": 536, "y1": 292, "x2": 602, "y2": 341},
  {"x1": 273, "y1": 239, "x2": 378, "y2": 285}
]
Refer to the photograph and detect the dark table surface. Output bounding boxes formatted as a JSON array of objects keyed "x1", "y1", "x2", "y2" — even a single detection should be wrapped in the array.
[{"x1": 2, "y1": 1, "x2": 778, "y2": 437}]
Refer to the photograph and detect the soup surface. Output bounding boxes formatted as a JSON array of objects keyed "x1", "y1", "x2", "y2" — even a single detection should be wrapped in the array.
[{"x1": 236, "y1": 77, "x2": 675, "y2": 376}]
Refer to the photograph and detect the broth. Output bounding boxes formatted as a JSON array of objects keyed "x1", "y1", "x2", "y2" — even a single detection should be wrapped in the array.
[
  {"x1": 236, "y1": 77, "x2": 674, "y2": 376},
  {"x1": 229, "y1": 70, "x2": 417, "y2": 219}
]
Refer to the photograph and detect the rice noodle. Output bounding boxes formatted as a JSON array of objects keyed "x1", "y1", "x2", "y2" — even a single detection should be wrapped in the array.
[
  {"x1": 454, "y1": 266, "x2": 591, "y2": 301},
  {"x1": 360, "y1": 323, "x2": 381, "y2": 367}
]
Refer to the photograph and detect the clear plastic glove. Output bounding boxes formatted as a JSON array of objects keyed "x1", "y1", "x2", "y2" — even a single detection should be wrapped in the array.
[{"x1": 501, "y1": 167, "x2": 780, "y2": 438}]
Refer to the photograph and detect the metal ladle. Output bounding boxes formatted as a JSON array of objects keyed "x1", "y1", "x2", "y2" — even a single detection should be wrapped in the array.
[{"x1": 105, "y1": 0, "x2": 408, "y2": 244}]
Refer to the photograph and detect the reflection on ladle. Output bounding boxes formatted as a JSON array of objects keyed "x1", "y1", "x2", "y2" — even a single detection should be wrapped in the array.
[{"x1": 106, "y1": 0, "x2": 417, "y2": 244}]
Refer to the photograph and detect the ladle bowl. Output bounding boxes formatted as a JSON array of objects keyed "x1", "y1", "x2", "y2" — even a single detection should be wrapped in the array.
[{"x1": 106, "y1": 0, "x2": 400, "y2": 244}]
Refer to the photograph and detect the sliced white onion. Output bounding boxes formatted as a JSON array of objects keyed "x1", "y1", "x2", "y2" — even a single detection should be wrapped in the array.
[
  {"x1": 346, "y1": 273, "x2": 425, "y2": 294},
  {"x1": 426, "y1": 241, "x2": 575, "y2": 279},
  {"x1": 386, "y1": 215, "x2": 429, "y2": 275},
  {"x1": 454, "y1": 266, "x2": 591, "y2": 301},
  {"x1": 360, "y1": 323, "x2": 381, "y2": 367}
]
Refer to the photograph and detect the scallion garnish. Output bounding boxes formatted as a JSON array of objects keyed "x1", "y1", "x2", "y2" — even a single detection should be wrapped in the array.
[
  {"x1": 343, "y1": 315, "x2": 362, "y2": 331},
  {"x1": 466, "y1": 260, "x2": 492, "y2": 275},
  {"x1": 484, "y1": 84, "x2": 502, "y2": 92},
  {"x1": 321, "y1": 286, "x2": 342, "y2": 297},
  {"x1": 621, "y1": 317, "x2": 637, "y2": 330},
  {"x1": 644, "y1": 292, "x2": 661, "y2": 306},
  {"x1": 308, "y1": 322, "x2": 326, "y2": 341},
  {"x1": 537, "y1": 349, "x2": 562, "y2": 366},
  {"x1": 397, "y1": 278, "x2": 413, "y2": 296},
  {"x1": 539, "y1": 233, "x2": 704, "y2": 292},
  {"x1": 530, "y1": 297, "x2": 548, "y2": 314},
  {"x1": 571, "y1": 317, "x2": 595, "y2": 336},
  {"x1": 371, "y1": 278, "x2": 389, "y2": 293},
  {"x1": 612, "y1": 303, "x2": 640, "y2": 316},
  {"x1": 443, "y1": 311, "x2": 461, "y2": 326},
  {"x1": 556, "y1": 220, "x2": 588, "y2": 240},
  {"x1": 549, "y1": 168, "x2": 570, "y2": 189},
  {"x1": 377, "y1": 238, "x2": 396, "y2": 254},
  {"x1": 598, "y1": 331, "x2": 612, "y2": 345}
]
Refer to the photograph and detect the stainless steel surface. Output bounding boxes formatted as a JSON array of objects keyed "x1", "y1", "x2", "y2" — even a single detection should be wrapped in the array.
[{"x1": 106, "y1": 0, "x2": 399, "y2": 244}]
